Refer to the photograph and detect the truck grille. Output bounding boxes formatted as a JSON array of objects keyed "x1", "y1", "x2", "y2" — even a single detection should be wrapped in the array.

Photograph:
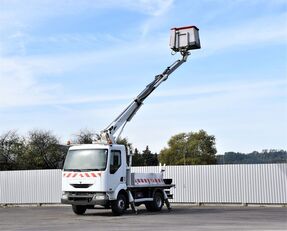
[
  {"x1": 70, "y1": 184, "x2": 93, "y2": 188},
  {"x1": 68, "y1": 192, "x2": 93, "y2": 202}
]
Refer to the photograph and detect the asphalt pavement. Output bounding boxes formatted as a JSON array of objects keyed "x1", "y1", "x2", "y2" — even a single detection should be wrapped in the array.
[{"x1": 0, "y1": 205, "x2": 286, "y2": 231}]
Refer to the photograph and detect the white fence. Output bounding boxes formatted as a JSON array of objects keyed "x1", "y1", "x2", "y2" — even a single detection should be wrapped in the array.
[
  {"x1": 0, "y1": 169, "x2": 61, "y2": 204},
  {"x1": 132, "y1": 164, "x2": 287, "y2": 204},
  {"x1": 0, "y1": 164, "x2": 286, "y2": 204}
]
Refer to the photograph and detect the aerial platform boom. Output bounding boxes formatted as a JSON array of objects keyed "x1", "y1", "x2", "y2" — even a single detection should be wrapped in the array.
[{"x1": 95, "y1": 26, "x2": 201, "y2": 144}]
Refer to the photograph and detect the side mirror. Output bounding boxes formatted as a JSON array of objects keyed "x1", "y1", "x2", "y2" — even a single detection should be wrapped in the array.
[{"x1": 127, "y1": 147, "x2": 134, "y2": 156}]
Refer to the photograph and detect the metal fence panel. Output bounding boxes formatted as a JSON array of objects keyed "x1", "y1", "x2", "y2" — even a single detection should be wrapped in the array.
[
  {"x1": 0, "y1": 164, "x2": 286, "y2": 204},
  {"x1": 131, "y1": 164, "x2": 287, "y2": 204},
  {"x1": 0, "y1": 169, "x2": 61, "y2": 204}
]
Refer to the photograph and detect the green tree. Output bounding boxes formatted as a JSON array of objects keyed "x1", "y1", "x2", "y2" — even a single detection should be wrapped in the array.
[
  {"x1": 131, "y1": 148, "x2": 145, "y2": 166},
  {"x1": 117, "y1": 137, "x2": 133, "y2": 165},
  {"x1": 159, "y1": 130, "x2": 217, "y2": 165},
  {"x1": 21, "y1": 130, "x2": 67, "y2": 169},
  {"x1": 73, "y1": 129, "x2": 94, "y2": 144},
  {"x1": 142, "y1": 146, "x2": 159, "y2": 166},
  {"x1": 0, "y1": 130, "x2": 25, "y2": 170},
  {"x1": 216, "y1": 149, "x2": 287, "y2": 164}
]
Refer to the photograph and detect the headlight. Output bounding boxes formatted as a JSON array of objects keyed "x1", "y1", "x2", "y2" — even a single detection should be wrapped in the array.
[
  {"x1": 62, "y1": 192, "x2": 68, "y2": 200},
  {"x1": 93, "y1": 193, "x2": 106, "y2": 200}
]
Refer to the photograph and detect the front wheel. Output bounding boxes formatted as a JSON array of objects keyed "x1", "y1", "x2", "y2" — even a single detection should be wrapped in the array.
[
  {"x1": 111, "y1": 193, "x2": 127, "y2": 216},
  {"x1": 72, "y1": 205, "x2": 87, "y2": 215}
]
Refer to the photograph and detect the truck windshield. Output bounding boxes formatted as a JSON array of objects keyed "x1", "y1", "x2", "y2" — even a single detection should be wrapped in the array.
[{"x1": 63, "y1": 149, "x2": 108, "y2": 171}]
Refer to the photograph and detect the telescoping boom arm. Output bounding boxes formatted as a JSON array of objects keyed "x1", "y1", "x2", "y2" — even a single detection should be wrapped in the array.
[
  {"x1": 96, "y1": 26, "x2": 201, "y2": 144},
  {"x1": 99, "y1": 52, "x2": 189, "y2": 144}
]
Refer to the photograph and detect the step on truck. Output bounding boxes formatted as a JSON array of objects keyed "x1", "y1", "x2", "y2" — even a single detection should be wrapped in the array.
[{"x1": 61, "y1": 26, "x2": 201, "y2": 215}]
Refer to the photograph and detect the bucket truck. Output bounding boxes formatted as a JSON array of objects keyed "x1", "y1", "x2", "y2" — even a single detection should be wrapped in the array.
[{"x1": 61, "y1": 26, "x2": 201, "y2": 215}]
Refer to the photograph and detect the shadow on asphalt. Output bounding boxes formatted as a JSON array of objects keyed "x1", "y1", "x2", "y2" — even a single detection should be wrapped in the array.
[{"x1": 81, "y1": 206, "x2": 228, "y2": 217}]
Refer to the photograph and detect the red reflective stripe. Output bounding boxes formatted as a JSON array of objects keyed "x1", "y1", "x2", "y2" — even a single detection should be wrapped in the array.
[
  {"x1": 90, "y1": 173, "x2": 96, "y2": 177},
  {"x1": 63, "y1": 173, "x2": 66, "y2": 177},
  {"x1": 72, "y1": 173, "x2": 77, "y2": 177},
  {"x1": 67, "y1": 173, "x2": 72, "y2": 177},
  {"x1": 85, "y1": 173, "x2": 90, "y2": 177},
  {"x1": 79, "y1": 173, "x2": 84, "y2": 177},
  {"x1": 171, "y1": 25, "x2": 199, "y2": 30},
  {"x1": 97, "y1": 173, "x2": 101, "y2": 177}
]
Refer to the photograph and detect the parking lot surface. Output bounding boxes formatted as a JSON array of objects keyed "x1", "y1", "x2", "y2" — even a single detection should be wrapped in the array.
[{"x1": 0, "y1": 205, "x2": 286, "y2": 231}]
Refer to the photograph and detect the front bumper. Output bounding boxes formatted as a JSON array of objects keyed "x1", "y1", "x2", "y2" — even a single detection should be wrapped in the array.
[{"x1": 61, "y1": 192, "x2": 109, "y2": 206}]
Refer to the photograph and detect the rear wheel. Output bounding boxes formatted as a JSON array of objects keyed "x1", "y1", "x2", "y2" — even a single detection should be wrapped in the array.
[
  {"x1": 145, "y1": 191, "x2": 164, "y2": 212},
  {"x1": 72, "y1": 205, "x2": 86, "y2": 215},
  {"x1": 111, "y1": 193, "x2": 127, "y2": 216}
]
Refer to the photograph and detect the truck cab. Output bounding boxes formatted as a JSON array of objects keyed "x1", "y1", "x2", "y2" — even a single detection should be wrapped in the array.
[{"x1": 62, "y1": 144, "x2": 128, "y2": 210}]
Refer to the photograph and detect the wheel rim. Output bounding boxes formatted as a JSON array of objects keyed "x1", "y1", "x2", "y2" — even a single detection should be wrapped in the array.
[
  {"x1": 155, "y1": 194, "x2": 162, "y2": 208},
  {"x1": 118, "y1": 198, "x2": 125, "y2": 210}
]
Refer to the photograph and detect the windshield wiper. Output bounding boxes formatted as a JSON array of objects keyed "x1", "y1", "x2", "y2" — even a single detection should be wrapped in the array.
[{"x1": 63, "y1": 169, "x2": 82, "y2": 172}]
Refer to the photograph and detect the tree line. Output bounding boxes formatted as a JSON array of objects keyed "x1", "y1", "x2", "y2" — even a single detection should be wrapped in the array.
[
  {"x1": 216, "y1": 150, "x2": 287, "y2": 164},
  {"x1": 0, "y1": 129, "x2": 285, "y2": 170},
  {"x1": 0, "y1": 129, "x2": 162, "y2": 170},
  {"x1": 0, "y1": 130, "x2": 68, "y2": 170}
]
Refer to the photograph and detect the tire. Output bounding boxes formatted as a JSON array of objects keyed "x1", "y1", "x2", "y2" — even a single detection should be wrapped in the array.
[
  {"x1": 111, "y1": 193, "x2": 127, "y2": 216},
  {"x1": 72, "y1": 205, "x2": 87, "y2": 215},
  {"x1": 145, "y1": 191, "x2": 164, "y2": 212}
]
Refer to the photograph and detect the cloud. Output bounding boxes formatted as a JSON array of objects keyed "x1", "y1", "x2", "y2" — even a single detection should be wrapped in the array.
[
  {"x1": 0, "y1": 0, "x2": 174, "y2": 56},
  {"x1": 1, "y1": 12, "x2": 286, "y2": 109},
  {"x1": 156, "y1": 79, "x2": 287, "y2": 99},
  {"x1": 200, "y1": 13, "x2": 287, "y2": 56},
  {"x1": 123, "y1": 77, "x2": 287, "y2": 153},
  {"x1": 0, "y1": 32, "x2": 170, "y2": 108},
  {"x1": 142, "y1": 0, "x2": 173, "y2": 16},
  {"x1": 0, "y1": 0, "x2": 174, "y2": 21},
  {"x1": 0, "y1": 58, "x2": 61, "y2": 107},
  {"x1": 132, "y1": 0, "x2": 173, "y2": 38}
]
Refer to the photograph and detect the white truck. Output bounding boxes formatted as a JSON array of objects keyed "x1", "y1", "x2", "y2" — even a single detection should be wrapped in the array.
[{"x1": 61, "y1": 26, "x2": 201, "y2": 215}]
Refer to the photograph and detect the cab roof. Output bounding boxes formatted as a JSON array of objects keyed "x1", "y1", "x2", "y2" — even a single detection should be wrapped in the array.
[{"x1": 69, "y1": 143, "x2": 125, "y2": 150}]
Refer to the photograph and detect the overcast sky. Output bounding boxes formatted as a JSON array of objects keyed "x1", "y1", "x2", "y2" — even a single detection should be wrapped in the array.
[{"x1": 0, "y1": 0, "x2": 286, "y2": 154}]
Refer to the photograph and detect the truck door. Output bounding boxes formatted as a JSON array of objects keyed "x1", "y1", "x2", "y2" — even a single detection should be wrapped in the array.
[{"x1": 107, "y1": 149, "x2": 126, "y2": 192}]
